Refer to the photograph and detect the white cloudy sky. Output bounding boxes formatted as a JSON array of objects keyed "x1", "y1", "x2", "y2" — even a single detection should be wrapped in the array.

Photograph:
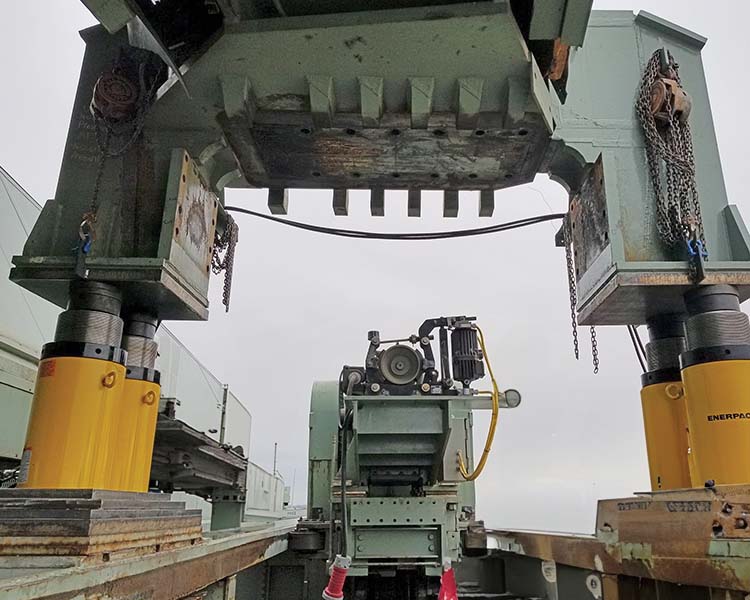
[{"x1": 0, "y1": 1, "x2": 746, "y2": 533}]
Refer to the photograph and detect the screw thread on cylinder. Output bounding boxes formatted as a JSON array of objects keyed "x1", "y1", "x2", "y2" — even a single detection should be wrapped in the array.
[
  {"x1": 683, "y1": 285, "x2": 750, "y2": 350},
  {"x1": 122, "y1": 313, "x2": 159, "y2": 369}
]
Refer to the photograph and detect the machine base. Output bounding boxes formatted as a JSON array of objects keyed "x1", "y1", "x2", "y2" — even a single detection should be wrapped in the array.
[{"x1": 493, "y1": 485, "x2": 750, "y2": 595}]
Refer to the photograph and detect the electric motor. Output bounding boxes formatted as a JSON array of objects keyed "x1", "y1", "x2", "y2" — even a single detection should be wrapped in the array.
[{"x1": 451, "y1": 323, "x2": 485, "y2": 385}]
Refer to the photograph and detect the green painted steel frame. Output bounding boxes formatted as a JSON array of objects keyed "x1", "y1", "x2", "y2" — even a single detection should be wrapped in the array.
[{"x1": 550, "y1": 11, "x2": 750, "y2": 324}]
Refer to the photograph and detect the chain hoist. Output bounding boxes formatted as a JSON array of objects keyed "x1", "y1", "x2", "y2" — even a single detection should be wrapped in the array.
[
  {"x1": 74, "y1": 61, "x2": 162, "y2": 278},
  {"x1": 211, "y1": 213, "x2": 239, "y2": 312},
  {"x1": 637, "y1": 48, "x2": 706, "y2": 282}
]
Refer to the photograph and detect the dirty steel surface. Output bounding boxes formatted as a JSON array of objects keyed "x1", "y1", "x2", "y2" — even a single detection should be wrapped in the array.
[
  {"x1": 0, "y1": 489, "x2": 202, "y2": 562},
  {"x1": 493, "y1": 530, "x2": 750, "y2": 591},
  {"x1": 0, "y1": 520, "x2": 295, "y2": 600},
  {"x1": 490, "y1": 486, "x2": 750, "y2": 592}
]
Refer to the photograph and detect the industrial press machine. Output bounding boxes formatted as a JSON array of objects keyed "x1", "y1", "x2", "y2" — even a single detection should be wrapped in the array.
[{"x1": 6, "y1": 0, "x2": 750, "y2": 597}]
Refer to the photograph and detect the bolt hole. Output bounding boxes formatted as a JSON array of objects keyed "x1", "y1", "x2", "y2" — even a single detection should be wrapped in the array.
[
  {"x1": 726, "y1": 349, "x2": 732, "y2": 355},
  {"x1": 430, "y1": 173, "x2": 440, "y2": 179},
  {"x1": 469, "y1": 173, "x2": 478, "y2": 179},
  {"x1": 391, "y1": 129, "x2": 401, "y2": 136},
  {"x1": 353, "y1": 519, "x2": 358, "y2": 523},
  {"x1": 391, "y1": 172, "x2": 400, "y2": 178},
  {"x1": 504, "y1": 174, "x2": 513, "y2": 179},
  {"x1": 352, "y1": 172, "x2": 361, "y2": 178},
  {"x1": 712, "y1": 522, "x2": 724, "y2": 536},
  {"x1": 475, "y1": 130, "x2": 486, "y2": 136},
  {"x1": 346, "y1": 128, "x2": 356, "y2": 135},
  {"x1": 379, "y1": 518, "x2": 384, "y2": 523},
  {"x1": 433, "y1": 129, "x2": 446, "y2": 137},
  {"x1": 181, "y1": 174, "x2": 186, "y2": 183},
  {"x1": 155, "y1": 544, "x2": 161, "y2": 552},
  {"x1": 518, "y1": 129, "x2": 529, "y2": 136},
  {"x1": 178, "y1": 205, "x2": 183, "y2": 214},
  {"x1": 300, "y1": 127, "x2": 311, "y2": 134},
  {"x1": 95, "y1": 348, "x2": 102, "y2": 355},
  {"x1": 312, "y1": 171, "x2": 321, "y2": 177},
  {"x1": 366, "y1": 519, "x2": 371, "y2": 523},
  {"x1": 102, "y1": 553, "x2": 110, "y2": 562},
  {"x1": 175, "y1": 227, "x2": 180, "y2": 236}
]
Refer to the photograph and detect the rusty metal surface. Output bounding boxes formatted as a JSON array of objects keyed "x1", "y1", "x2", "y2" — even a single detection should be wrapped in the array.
[
  {"x1": 0, "y1": 490, "x2": 203, "y2": 563},
  {"x1": 221, "y1": 114, "x2": 550, "y2": 191},
  {"x1": 570, "y1": 157, "x2": 609, "y2": 280},
  {"x1": 489, "y1": 486, "x2": 750, "y2": 592},
  {"x1": 491, "y1": 529, "x2": 750, "y2": 591},
  {"x1": 0, "y1": 520, "x2": 295, "y2": 600}
]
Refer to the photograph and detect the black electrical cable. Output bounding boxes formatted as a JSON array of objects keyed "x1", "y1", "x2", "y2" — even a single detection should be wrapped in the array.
[
  {"x1": 339, "y1": 409, "x2": 353, "y2": 556},
  {"x1": 224, "y1": 206, "x2": 566, "y2": 241},
  {"x1": 633, "y1": 325, "x2": 647, "y2": 361},
  {"x1": 627, "y1": 325, "x2": 648, "y2": 373}
]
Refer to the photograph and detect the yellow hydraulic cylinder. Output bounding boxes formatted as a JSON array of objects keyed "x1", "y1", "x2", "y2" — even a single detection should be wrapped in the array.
[
  {"x1": 682, "y1": 358, "x2": 750, "y2": 487},
  {"x1": 640, "y1": 379, "x2": 692, "y2": 490},
  {"x1": 19, "y1": 355, "x2": 125, "y2": 489},
  {"x1": 108, "y1": 373, "x2": 160, "y2": 492}
]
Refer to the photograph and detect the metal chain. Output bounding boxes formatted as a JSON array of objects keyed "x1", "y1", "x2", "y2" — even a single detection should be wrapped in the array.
[
  {"x1": 84, "y1": 63, "x2": 162, "y2": 241},
  {"x1": 562, "y1": 215, "x2": 580, "y2": 360},
  {"x1": 590, "y1": 326, "x2": 599, "y2": 375},
  {"x1": 636, "y1": 49, "x2": 705, "y2": 275},
  {"x1": 93, "y1": 64, "x2": 162, "y2": 161},
  {"x1": 78, "y1": 128, "x2": 111, "y2": 253},
  {"x1": 211, "y1": 213, "x2": 239, "y2": 312}
]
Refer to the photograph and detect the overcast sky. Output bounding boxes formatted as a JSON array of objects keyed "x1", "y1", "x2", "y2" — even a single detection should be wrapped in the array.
[{"x1": 1, "y1": 1, "x2": 747, "y2": 533}]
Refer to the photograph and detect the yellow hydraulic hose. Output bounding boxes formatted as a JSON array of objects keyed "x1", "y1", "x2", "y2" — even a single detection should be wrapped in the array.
[{"x1": 457, "y1": 325, "x2": 499, "y2": 481}]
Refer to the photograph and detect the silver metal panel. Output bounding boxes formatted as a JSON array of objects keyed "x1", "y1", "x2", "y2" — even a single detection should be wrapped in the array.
[
  {"x1": 0, "y1": 167, "x2": 58, "y2": 359},
  {"x1": 0, "y1": 167, "x2": 58, "y2": 463}
]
